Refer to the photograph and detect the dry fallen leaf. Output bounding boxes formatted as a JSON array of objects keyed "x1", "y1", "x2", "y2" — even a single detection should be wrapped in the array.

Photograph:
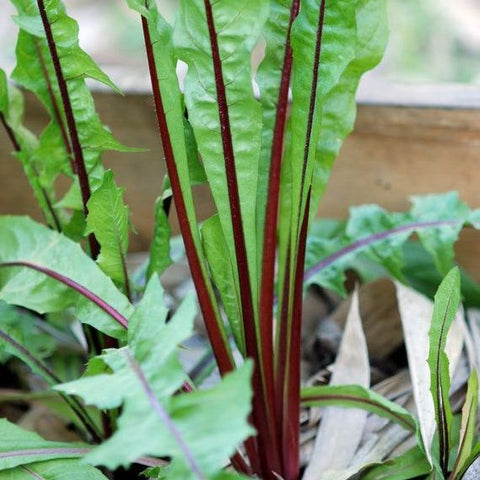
[{"x1": 303, "y1": 289, "x2": 370, "y2": 480}]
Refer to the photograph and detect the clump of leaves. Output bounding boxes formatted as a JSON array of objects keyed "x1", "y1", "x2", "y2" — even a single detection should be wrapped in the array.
[{"x1": 0, "y1": 0, "x2": 479, "y2": 479}]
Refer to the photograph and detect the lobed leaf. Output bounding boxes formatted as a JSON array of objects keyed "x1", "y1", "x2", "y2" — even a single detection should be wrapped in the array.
[
  {"x1": 0, "y1": 216, "x2": 132, "y2": 340},
  {"x1": 305, "y1": 192, "x2": 474, "y2": 296},
  {"x1": 9, "y1": 0, "x2": 133, "y2": 218},
  {"x1": 0, "y1": 419, "x2": 101, "y2": 476},
  {"x1": 57, "y1": 277, "x2": 254, "y2": 478}
]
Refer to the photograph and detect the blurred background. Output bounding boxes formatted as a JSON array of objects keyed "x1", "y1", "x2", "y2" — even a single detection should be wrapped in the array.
[{"x1": 1, "y1": 0, "x2": 479, "y2": 86}]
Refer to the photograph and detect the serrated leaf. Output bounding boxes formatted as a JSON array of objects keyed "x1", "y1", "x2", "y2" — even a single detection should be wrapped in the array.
[
  {"x1": 395, "y1": 279, "x2": 464, "y2": 468},
  {"x1": 9, "y1": 0, "x2": 133, "y2": 218},
  {"x1": 86, "y1": 170, "x2": 131, "y2": 284},
  {"x1": 305, "y1": 192, "x2": 474, "y2": 296},
  {"x1": 427, "y1": 267, "x2": 462, "y2": 473},
  {"x1": 57, "y1": 277, "x2": 253, "y2": 478},
  {"x1": 0, "y1": 216, "x2": 132, "y2": 340},
  {"x1": 0, "y1": 458, "x2": 107, "y2": 480},
  {"x1": 411, "y1": 193, "x2": 469, "y2": 276},
  {"x1": 0, "y1": 419, "x2": 100, "y2": 475}
]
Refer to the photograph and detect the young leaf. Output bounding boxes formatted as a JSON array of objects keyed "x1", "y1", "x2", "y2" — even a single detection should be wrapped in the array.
[
  {"x1": 57, "y1": 278, "x2": 254, "y2": 477},
  {"x1": 395, "y1": 280, "x2": 465, "y2": 468},
  {"x1": 85, "y1": 170, "x2": 131, "y2": 291},
  {"x1": 0, "y1": 216, "x2": 132, "y2": 339},
  {"x1": 451, "y1": 369, "x2": 479, "y2": 479},
  {"x1": 427, "y1": 267, "x2": 461, "y2": 474}
]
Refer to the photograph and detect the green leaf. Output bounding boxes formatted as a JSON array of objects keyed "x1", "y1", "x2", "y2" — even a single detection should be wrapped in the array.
[
  {"x1": 0, "y1": 419, "x2": 103, "y2": 477},
  {"x1": 309, "y1": 0, "x2": 389, "y2": 216},
  {"x1": 10, "y1": 0, "x2": 133, "y2": 217},
  {"x1": 255, "y1": 0, "x2": 295, "y2": 238},
  {"x1": 0, "y1": 301, "x2": 54, "y2": 363},
  {"x1": 0, "y1": 459, "x2": 108, "y2": 480},
  {"x1": 0, "y1": 70, "x2": 60, "y2": 230},
  {"x1": 427, "y1": 267, "x2": 461, "y2": 473},
  {"x1": 57, "y1": 277, "x2": 254, "y2": 477},
  {"x1": 301, "y1": 384, "x2": 418, "y2": 433},
  {"x1": 360, "y1": 446, "x2": 432, "y2": 480},
  {"x1": 288, "y1": 0, "x2": 357, "y2": 226},
  {"x1": 86, "y1": 170, "x2": 131, "y2": 284},
  {"x1": 147, "y1": 198, "x2": 172, "y2": 280},
  {"x1": 201, "y1": 215, "x2": 244, "y2": 355},
  {"x1": 305, "y1": 192, "x2": 473, "y2": 296},
  {"x1": 175, "y1": 0, "x2": 268, "y2": 302},
  {"x1": 411, "y1": 192, "x2": 470, "y2": 275},
  {"x1": 451, "y1": 370, "x2": 478, "y2": 479},
  {"x1": 0, "y1": 216, "x2": 132, "y2": 340}
]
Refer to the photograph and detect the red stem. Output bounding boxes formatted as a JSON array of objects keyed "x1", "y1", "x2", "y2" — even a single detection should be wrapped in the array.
[
  {"x1": 140, "y1": 15, "x2": 234, "y2": 376},
  {"x1": 282, "y1": 190, "x2": 311, "y2": 480},
  {"x1": 0, "y1": 261, "x2": 129, "y2": 329},
  {"x1": 259, "y1": 0, "x2": 300, "y2": 469},
  {"x1": 36, "y1": 0, "x2": 100, "y2": 259},
  {"x1": 203, "y1": 1, "x2": 282, "y2": 476}
]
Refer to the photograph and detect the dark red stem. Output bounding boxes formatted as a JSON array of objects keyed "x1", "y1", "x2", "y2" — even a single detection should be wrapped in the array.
[
  {"x1": 36, "y1": 0, "x2": 100, "y2": 259},
  {"x1": 0, "y1": 261, "x2": 129, "y2": 329},
  {"x1": 140, "y1": 15, "x2": 234, "y2": 376},
  {"x1": 258, "y1": 0, "x2": 300, "y2": 469},
  {"x1": 203, "y1": 1, "x2": 282, "y2": 476},
  {"x1": 282, "y1": 190, "x2": 311, "y2": 480},
  {"x1": 299, "y1": 0, "x2": 326, "y2": 196}
]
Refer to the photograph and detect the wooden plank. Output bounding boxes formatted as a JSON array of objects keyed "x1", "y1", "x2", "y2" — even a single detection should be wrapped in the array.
[{"x1": 1, "y1": 85, "x2": 479, "y2": 278}]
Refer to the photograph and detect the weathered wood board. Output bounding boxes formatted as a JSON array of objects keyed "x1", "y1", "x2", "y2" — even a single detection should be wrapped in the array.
[{"x1": 1, "y1": 84, "x2": 479, "y2": 278}]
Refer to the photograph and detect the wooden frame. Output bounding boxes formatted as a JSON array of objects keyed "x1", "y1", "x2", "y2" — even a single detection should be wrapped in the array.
[{"x1": 1, "y1": 80, "x2": 479, "y2": 278}]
